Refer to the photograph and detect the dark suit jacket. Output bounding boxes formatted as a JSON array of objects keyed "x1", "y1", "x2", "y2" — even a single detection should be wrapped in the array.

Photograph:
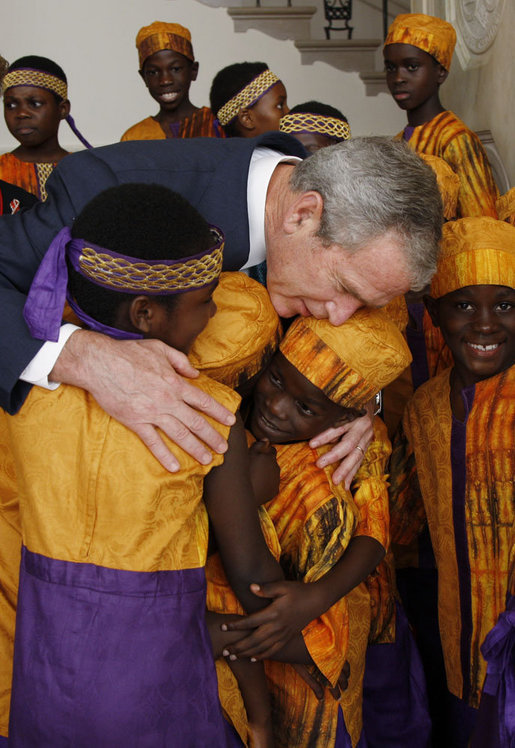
[{"x1": 0, "y1": 132, "x2": 305, "y2": 412}]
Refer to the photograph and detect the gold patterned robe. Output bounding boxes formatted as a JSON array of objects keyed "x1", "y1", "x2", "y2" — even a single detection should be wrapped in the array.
[
  {"x1": 0, "y1": 152, "x2": 61, "y2": 201},
  {"x1": 0, "y1": 375, "x2": 240, "y2": 738},
  {"x1": 208, "y1": 418, "x2": 391, "y2": 747},
  {"x1": 389, "y1": 366, "x2": 515, "y2": 707},
  {"x1": 121, "y1": 107, "x2": 224, "y2": 141},
  {"x1": 399, "y1": 111, "x2": 499, "y2": 218}
]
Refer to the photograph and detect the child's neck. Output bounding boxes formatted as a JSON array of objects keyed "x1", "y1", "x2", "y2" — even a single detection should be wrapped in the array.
[
  {"x1": 12, "y1": 138, "x2": 67, "y2": 164},
  {"x1": 406, "y1": 93, "x2": 445, "y2": 128},
  {"x1": 156, "y1": 99, "x2": 198, "y2": 127}
]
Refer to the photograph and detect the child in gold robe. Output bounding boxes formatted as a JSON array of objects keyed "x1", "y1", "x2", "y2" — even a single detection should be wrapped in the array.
[
  {"x1": 390, "y1": 216, "x2": 515, "y2": 747},
  {"x1": 383, "y1": 13, "x2": 498, "y2": 218}
]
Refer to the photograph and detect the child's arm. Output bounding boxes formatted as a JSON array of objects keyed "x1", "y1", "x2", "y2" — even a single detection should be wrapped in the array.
[
  {"x1": 220, "y1": 535, "x2": 383, "y2": 661},
  {"x1": 203, "y1": 412, "x2": 284, "y2": 614},
  {"x1": 207, "y1": 611, "x2": 274, "y2": 748}
]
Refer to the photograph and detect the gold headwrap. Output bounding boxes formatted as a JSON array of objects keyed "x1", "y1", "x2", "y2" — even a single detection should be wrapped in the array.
[
  {"x1": 136, "y1": 21, "x2": 194, "y2": 68},
  {"x1": 431, "y1": 217, "x2": 515, "y2": 298},
  {"x1": 216, "y1": 70, "x2": 280, "y2": 126},
  {"x1": 2, "y1": 69, "x2": 67, "y2": 100},
  {"x1": 280, "y1": 112, "x2": 351, "y2": 142},
  {"x1": 384, "y1": 13, "x2": 456, "y2": 71},
  {"x1": 190, "y1": 272, "x2": 282, "y2": 389},
  {"x1": 496, "y1": 188, "x2": 515, "y2": 227},
  {"x1": 418, "y1": 153, "x2": 460, "y2": 220},
  {"x1": 279, "y1": 310, "x2": 412, "y2": 409}
]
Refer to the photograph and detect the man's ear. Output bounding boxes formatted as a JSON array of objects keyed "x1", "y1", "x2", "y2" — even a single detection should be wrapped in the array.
[
  {"x1": 423, "y1": 294, "x2": 440, "y2": 327},
  {"x1": 282, "y1": 191, "x2": 324, "y2": 235},
  {"x1": 129, "y1": 296, "x2": 154, "y2": 334},
  {"x1": 190, "y1": 61, "x2": 199, "y2": 82}
]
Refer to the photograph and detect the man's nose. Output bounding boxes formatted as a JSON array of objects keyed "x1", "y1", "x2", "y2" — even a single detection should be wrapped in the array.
[{"x1": 326, "y1": 296, "x2": 363, "y2": 326}]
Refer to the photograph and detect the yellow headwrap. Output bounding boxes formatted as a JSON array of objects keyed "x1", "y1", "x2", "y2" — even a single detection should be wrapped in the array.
[
  {"x1": 384, "y1": 13, "x2": 456, "y2": 71},
  {"x1": 280, "y1": 112, "x2": 351, "y2": 142},
  {"x1": 431, "y1": 217, "x2": 515, "y2": 298},
  {"x1": 279, "y1": 310, "x2": 412, "y2": 409},
  {"x1": 136, "y1": 21, "x2": 194, "y2": 68},
  {"x1": 190, "y1": 272, "x2": 282, "y2": 390},
  {"x1": 496, "y1": 188, "x2": 515, "y2": 227},
  {"x1": 418, "y1": 153, "x2": 460, "y2": 221}
]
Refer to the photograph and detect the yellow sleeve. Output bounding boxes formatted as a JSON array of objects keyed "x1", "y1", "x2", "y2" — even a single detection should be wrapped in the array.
[{"x1": 443, "y1": 132, "x2": 499, "y2": 218}]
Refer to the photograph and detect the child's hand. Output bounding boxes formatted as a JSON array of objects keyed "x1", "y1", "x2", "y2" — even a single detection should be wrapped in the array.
[
  {"x1": 249, "y1": 439, "x2": 280, "y2": 505},
  {"x1": 221, "y1": 580, "x2": 327, "y2": 660}
]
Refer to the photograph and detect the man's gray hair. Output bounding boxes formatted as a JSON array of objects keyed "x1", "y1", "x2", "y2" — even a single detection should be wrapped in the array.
[{"x1": 289, "y1": 136, "x2": 443, "y2": 291}]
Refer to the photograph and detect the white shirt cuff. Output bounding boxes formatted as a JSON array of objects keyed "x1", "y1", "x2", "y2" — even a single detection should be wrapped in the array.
[{"x1": 20, "y1": 324, "x2": 80, "y2": 389}]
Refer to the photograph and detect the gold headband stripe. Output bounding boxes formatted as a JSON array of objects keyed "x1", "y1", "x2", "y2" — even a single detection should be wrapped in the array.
[
  {"x1": 280, "y1": 113, "x2": 351, "y2": 141},
  {"x1": 217, "y1": 70, "x2": 280, "y2": 126},
  {"x1": 2, "y1": 69, "x2": 68, "y2": 99},
  {"x1": 78, "y1": 244, "x2": 224, "y2": 294}
]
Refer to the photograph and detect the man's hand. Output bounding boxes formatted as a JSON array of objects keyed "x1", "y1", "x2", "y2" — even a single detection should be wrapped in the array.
[
  {"x1": 50, "y1": 330, "x2": 236, "y2": 471},
  {"x1": 309, "y1": 408, "x2": 374, "y2": 488}
]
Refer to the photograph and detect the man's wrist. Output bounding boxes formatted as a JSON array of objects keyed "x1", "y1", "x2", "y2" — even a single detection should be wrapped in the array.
[{"x1": 20, "y1": 324, "x2": 80, "y2": 389}]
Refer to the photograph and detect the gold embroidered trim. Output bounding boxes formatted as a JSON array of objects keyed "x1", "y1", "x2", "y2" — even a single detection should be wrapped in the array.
[
  {"x1": 2, "y1": 69, "x2": 67, "y2": 99},
  {"x1": 78, "y1": 232, "x2": 224, "y2": 293},
  {"x1": 217, "y1": 70, "x2": 280, "y2": 126},
  {"x1": 280, "y1": 113, "x2": 351, "y2": 141}
]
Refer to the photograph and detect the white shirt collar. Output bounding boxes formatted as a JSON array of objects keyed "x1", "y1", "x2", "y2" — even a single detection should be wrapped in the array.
[{"x1": 241, "y1": 147, "x2": 301, "y2": 270}]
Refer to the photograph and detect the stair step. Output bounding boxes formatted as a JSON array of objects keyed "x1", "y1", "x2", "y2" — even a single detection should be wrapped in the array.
[
  {"x1": 228, "y1": 6, "x2": 317, "y2": 41},
  {"x1": 294, "y1": 38, "x2": 382, "y2": 72}
]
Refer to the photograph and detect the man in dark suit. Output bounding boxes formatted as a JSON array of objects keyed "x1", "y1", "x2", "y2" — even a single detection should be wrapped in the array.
[{"x1": 0, "y1": 133, "x2": 441, "y2": 483}]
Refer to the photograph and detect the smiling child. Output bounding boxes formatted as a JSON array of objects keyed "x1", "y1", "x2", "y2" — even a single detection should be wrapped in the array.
[
  {"x1": 389, "y1": 216, "x2": 515, "y2": 747},
  {"x1": 383, "y1": 13, "x2": 498, "y2": 218},
  {"x1": 1, "y1": 56, "x2": 90, "y2": 200},
  {"x1": 121, "y1": 21, "x2": 223, "y2": 141},
  {"x1": 208, "y1": 310, "x2": 412, "y2": 747}
]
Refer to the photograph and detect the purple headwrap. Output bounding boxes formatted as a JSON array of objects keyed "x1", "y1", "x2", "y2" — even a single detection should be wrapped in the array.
[{"x1": 23, "y1": 225, "x2": 224, "y2": 341}]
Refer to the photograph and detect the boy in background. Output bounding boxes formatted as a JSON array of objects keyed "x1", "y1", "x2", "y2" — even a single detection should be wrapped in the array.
[
  {"x1": 121, "y1": 21, "x2": 223, "y2": 140},
  {"x1": 383, "y1": 13, "x2": 498, "y2": 218},
  {"x1": 279, "y1": 101, "x2": 351, "y2": 154},
  {"x1": 389, "y1": 217, "x2": 515, "y2": 747}
]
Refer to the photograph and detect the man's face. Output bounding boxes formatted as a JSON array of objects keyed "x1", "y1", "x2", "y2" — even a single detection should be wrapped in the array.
[{"x1": 266, "y1": 230, "x2": 412, "y2": 325}]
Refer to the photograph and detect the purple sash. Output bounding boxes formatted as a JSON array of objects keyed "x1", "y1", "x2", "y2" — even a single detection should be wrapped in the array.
[{"x1": 9, "y1": 546, "x2": 231, "y2": 746}]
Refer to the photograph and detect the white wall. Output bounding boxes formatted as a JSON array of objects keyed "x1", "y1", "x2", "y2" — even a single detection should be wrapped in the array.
[{"x1": 0, "y1": 0, "x2": 407, "y2": 152}]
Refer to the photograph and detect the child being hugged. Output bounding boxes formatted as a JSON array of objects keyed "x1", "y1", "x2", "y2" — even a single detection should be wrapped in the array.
[
  {"x1": 0, "y1": 184, "x2": 284, "y2": 746},
  {"x1": 121, "y1": 21, "x2": 223, "y2": 141},
  {"x1": 389, "y1": 217, "x2": 515, "y2": 748},
  {"x1": 208, "y1": 310, "x2": 412, "y2": 747},
  {"x1": 383, "y1": 13, "x2": 498, "y2": 218},
  {"x1": 1, "y1": 55, "x2": 90, "y2": 200}
]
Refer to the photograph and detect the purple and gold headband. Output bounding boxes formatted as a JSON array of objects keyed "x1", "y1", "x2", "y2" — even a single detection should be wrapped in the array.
[
  {"x1": 2, "y1": 67, "x2": 92, "y2": 149},
  {"x1": 23, "y1": 225, "x2": 224, "y2": 342},
  {"x1": 216, "y1": 70, "x2": 280, "y2": 126},
  {"x1": 280, "y1": 112, "x2": 351, "y2": 142}
]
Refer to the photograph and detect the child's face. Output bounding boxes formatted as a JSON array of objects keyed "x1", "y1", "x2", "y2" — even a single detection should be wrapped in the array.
[
  {"x1": 383, "y1": 43, "x2": 447, "y2": 112},
  {"x1": 248, "y1": 351, "x2": 361, "y2": 443},
  {"x1": 135, "y1": 280, "x2": 218, "y2": 355},
  {"x1": 4, "y1": 86, "x2": 67, "y2": 148},
  {"x1": 140, "y1": 50, "x2": 198, "y2": 112},
  {"x1": 291, "y1": 131, "x2": 335, "y2": 155},
  {"x1": 426, "y1": 284, "x2": 515, "y2": 387},
  {"x1": 244, "y1": 82, "x2": 289, "y2": 136}
]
